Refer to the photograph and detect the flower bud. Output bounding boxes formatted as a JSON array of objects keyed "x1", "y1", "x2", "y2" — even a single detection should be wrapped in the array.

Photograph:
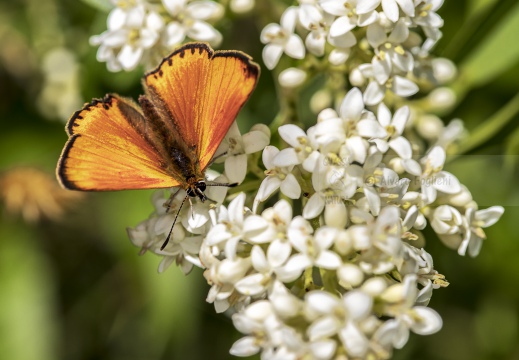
[
  {"x1": 432, "y1": 58, "x2": 457, "y2": 84},
  {"x1": 338, "y1": 264, "x2": 364, "y2": 288},
  {"x1": 279, "y1": 67, "x2": 306, "y2": 88}
]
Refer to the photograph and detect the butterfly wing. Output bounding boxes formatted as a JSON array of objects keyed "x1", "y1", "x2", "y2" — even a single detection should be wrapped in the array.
[
  {"x1": 57, "y1": 94, "x2": 180, "y2": 191},
  {"x1": 143, "y1": 42, "x2": 260, "y2": 172}
]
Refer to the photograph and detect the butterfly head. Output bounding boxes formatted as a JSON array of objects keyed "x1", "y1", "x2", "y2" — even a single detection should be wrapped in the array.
[{"x1": 186, "y1": 177, "x2": 207, "y2": 202}]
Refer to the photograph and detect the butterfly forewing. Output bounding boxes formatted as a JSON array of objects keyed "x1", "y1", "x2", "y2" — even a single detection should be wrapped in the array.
[
  {"x1": 57, "y1": 94, "x2": 181, "y2": 190},
  {"x1": 143, "y1": 43, "x2": 260, "y2": 172}
]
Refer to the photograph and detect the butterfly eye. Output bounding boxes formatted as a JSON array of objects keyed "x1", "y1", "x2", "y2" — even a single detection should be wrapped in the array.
[
  {"x1": 186, "y1": 188, "x2": 197, "y2": 197},
  {"x1": 196, "y1": 181, "x2": 207, "y2": 192}
]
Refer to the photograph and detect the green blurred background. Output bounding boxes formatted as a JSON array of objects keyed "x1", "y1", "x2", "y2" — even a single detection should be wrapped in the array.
[{"x1": 1, "y1": 0, "x2": 519, "y2": 359}]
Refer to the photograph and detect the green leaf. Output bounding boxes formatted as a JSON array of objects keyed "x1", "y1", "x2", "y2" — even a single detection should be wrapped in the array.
[
  {"x1": 461, "y1": 3, "x2": 519, "y2": 87},
  {"x1": 458, "y1": 92, "x2": 519, "y2": 154},
  {"x1": 80, "y1": 0, "x2": 114, "y2": 12}
]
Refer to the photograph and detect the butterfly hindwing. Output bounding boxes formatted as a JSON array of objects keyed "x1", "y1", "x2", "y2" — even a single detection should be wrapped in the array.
[
  {"x1": 57, "y1": 94, "x2": 180, "y2": 191},
  {"x1": 143, "y1": 43, "x2": 260, "y2": 171}
]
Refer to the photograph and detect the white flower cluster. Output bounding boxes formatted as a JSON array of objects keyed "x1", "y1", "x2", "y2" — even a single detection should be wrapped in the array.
[
  {"x1": 261, "y1": 0, "x2": 451, "y2": 106},
  {"x1": 128, "y1": 89, "x2": 504, "y2": 359},
  {"x1": 91, "y1": 0, "x2": 226, "y2": 71},
  {"x1": 118, "y1": 1, "x2": 506, "y2": 359}
]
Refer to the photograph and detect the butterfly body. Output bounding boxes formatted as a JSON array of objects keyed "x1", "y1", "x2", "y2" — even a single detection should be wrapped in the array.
[{"x1": 57, "y1": 43, "x2": 259, "y2": 197}]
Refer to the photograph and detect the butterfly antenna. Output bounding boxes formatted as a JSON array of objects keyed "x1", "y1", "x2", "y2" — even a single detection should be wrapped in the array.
[
  {"x1": 206, "y1": 182, "x2": 238, "y2": 188},
  {"x1": 161, "y1": 195, "x2": 188, "y2": 250}
]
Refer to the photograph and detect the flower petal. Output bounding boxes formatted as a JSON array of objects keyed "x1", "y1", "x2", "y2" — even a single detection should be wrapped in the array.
[
  {"x1": 225, "y1": 154, "x2": 247, "y2": 183},
  {"x1": 285, "y1": 34, "x2": 306, "y2": 59},
  {"x1": 392, "y1": 75, "x2": 419, "y2": 97},
  {"x1": 279, "y1": 124, "x2": 307, "y2": 148},
  {"x1": 329, "y1": 16, "x2": 356, "y2": 37},
  {"x1": 475, "y1": 206, "x2": 505, "y2": 227},
  {"x1": 340, "y1": 87, "x2": 364, "y2": 121},
  {"x1": 363, "y1": 80, "x2": 385, "y2": 105},
  {"x1": 256, "y1": 176, "x2": 282, "y2": 202},
  {"x1": 382, "y1": 0, "x2": 399, "y2": 22},
  {"x1": 281, "y1": 173, "x2": 301, "y2": 199},
  {"x1": 303, "y1": 193, "x2": 325, "y2": 219},
  {"x1": 410, "y1": 306, "x2": 443, "y2": 335},
  {"x1": 357, "y1": 0, "x2": 380, "y2": 14},
  {"x1": 267, "y1": 239, "x2": 292, "y2": 267},
  {"x1": 262, "y1": 43, "x2": 284, "y2": 70},
  {"x1": 230, "y1": 336, "x2": 260, "y2": 357},
  {"x1": 243, "y1": 130, "x2": 270, "y2": 154}
]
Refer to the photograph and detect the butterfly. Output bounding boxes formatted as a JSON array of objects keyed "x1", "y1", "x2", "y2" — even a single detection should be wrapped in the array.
[{"x1": 56, "y1": 42, "x2": 260, "y2": 248}]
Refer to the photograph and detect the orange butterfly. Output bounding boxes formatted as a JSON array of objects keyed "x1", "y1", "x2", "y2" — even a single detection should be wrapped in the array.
[{"x1": 57, "y1": 42, "x2": 260, "y2": 247}]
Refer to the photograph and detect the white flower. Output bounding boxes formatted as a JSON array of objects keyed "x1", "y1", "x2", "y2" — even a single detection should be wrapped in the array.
[
  {"x1": 305, "y1": 164, "x2": 345, "y2": 221},
  {"x1": 435, "y1": 119, "x2": 466, "y2": 150},
  {"x1": 235, "y1": 201, "x2": 304, "y2": 294},
  {"x1": 162, "y1": 0, "x2": 224, "y2": 47},
  {"x1": 283, "y1": 220, "x2": 342, "y2": 275},
  {"x1": 458, "y1": 206, "x2": 504, "y2": 257},
  {"x1": 313, "y1": 88, "x2": 386, "y2": 164},
  {"x1": 319, "y1": 0, "x2": 370, "y2": 64},
  {"x1": 430, "y1": 204, "x2": 463, "y2": 236},
  {"x1": 320, "y1": 0, "x2": 378, "y2": 37},
  {"x1": 412, "y1": 0, "x2": 444, "y2": 41},
  {"x1": 358, "y1": 205, "x2": 404, "y2": 274},
  {"x1": 230, "y1": 301, "x2": 279, "y2": 356},
  {"x1": 205, "y1": 253, "x2": 252, "y2": 312},
  {"x1": 367, "y1": 19, "x2": 414, "y2": 83},
  {"x1": 217, "y1": 122, "x2": 270, "y2": 184},
  {"x1": 417, "y1": 146, "x2": 461, "y2": 204},
  {"x1": 204, "y1": 192, "x2": 250, "y2": 259},
  {"x1": 254, "y1": 146, "x2": 302, "y2": 210},
  {"x1": 363, "y1": 71, "x2": 419, "y2": 105},
  {"x1": 279, "y1": 124, "x2": 321, "y2": 171},
  {"x1": 90, "y1": 2, "x2": 162, "y2": 71},
  {"x1": 305, "y1": 290, "x2": 373, "y2": 357},
  {"x1": 374, "y1": 275, "x2": 442, "y2": 349},
  {"x1": 357, "y1": 0, "x2": 415, "y2": 23},
  {"x1": 371, "y1": 103, "x2": 412, "y2": 159},
  {"x1": 303, "y1": 9, "x2": 334, "y2": 57},
  {"x1": 260, "y1": 7, "x2": 306, "y2": 69}
]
